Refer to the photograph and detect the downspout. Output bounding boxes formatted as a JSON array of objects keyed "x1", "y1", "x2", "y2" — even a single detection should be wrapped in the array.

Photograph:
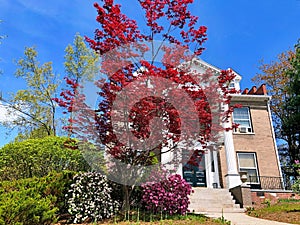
[{"x1": 267, "y1": 98, "x2": 284, "y2": 189}]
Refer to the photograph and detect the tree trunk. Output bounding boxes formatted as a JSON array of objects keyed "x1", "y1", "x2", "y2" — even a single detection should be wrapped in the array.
[{"x1": 122, "y1": 185, "x2": 130, "y2": 212}]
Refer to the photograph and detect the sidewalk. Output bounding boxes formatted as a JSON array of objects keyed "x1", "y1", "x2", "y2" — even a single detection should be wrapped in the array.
[{"x1": 205, "y1": 212, "x2": 294, "y2": 225}]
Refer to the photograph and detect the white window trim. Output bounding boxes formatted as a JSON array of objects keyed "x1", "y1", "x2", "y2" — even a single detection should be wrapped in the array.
[
  {"x1": 237, "y1": 152, "x2": 260, "y2": 184},
  {"x1": 232, "y1": 107, "x2": 254, "y2": 134}
]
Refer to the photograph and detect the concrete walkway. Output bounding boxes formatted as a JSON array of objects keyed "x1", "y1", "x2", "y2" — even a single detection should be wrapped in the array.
[{"x1": 204, "y1": 212, "x2": 294, "y2": 225}]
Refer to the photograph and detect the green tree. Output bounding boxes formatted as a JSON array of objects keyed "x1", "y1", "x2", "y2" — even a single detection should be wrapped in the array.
[
  {"x1": 13, "y1": 126, "x2": 53, "y2": 142},
  {"x1": 252, "y1": 48, "x2": 295, "y2": 178},
  {"x1": 0, "y1": 47, "x2": 58, "y2": 136},
  {"x1": 253, "y1": 41, "x2": 300, "y2": 179},
  {"x1": 62, "y1": 33, "x2": 99, "y2": 136},
  {"x1": 0, "y1": 136, "x2": 90, "y2": 181},
  {"x1": 253, "y1": 50, "x2": 294, "y2": 140},
  {"x1": 64, "y1": 33, "x2": 99, "y2": 83},
  {"x1": 282, "y1": 40, "x2": 300, "y2": 177}
]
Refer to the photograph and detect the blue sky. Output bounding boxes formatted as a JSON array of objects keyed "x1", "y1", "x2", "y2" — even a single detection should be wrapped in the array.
[{"x1": 0, "y1": 0, "x2": 300, "y2": 146}]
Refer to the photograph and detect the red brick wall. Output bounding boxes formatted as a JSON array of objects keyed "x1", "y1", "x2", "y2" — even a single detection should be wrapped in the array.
[{"x1": 251, "y1": 191, "x2": 300, "y2": 205}]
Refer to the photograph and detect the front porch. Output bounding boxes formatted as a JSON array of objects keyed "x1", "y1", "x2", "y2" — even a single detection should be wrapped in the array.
[
  {"x1": 179, "y1": 150, "x2": 292, "y2": 192},
  {"x1": 181, "y1": 149, "x2": 221, "y2": 189}
]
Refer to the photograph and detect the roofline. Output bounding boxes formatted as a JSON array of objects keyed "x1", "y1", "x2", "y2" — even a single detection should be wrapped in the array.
[
  {"x1": 193, "y1": 58, "x2": 222, "y2": 72},
  {"x1": 230, "y1": 94, "x2": 271, "y2": 102},
  {"x1": 192, "y1": 58, "x2": 242, "y2": 80}
]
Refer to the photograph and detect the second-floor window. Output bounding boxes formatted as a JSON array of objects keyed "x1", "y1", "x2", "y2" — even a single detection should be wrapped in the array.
[{"x1": 232, "y1": 107, "x2": 253, "y2": 133}]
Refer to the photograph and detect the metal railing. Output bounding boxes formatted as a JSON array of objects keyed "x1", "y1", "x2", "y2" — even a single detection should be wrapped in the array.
[{"x1": 248, "y1": 176, "x2": 285, "y2": 190}]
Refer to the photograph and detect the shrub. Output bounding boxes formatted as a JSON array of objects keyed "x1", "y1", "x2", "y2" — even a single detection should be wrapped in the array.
[
  {"x1": 292, "y1": 180, "x2": 300, "y2": 194},
  {"x1": 292, "y1": 160, "x2": 300, "y2": 194},
  {"x1": 262, "y1": 198, "x2": 271, "y2": 207},
  {"x1": 0, "y1": 136, "x2": 90, "y2": 181},
  {"x1": 66, "y1": 172, "x2": 120, "y2": 223},
  {"x1": 141, "y1": 170, "x2": 192, "y2": 215},
  {"x1": 0, "y1": 189, "x2": 57, "y2": 225},
  {"x1": 0, "y1": 171, "x2": 74, "y2": 225}
]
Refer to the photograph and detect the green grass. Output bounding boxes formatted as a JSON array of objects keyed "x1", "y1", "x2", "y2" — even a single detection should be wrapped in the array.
[
  {"x1": 106, "y1": 211, "x2": 229, "y2": 225},
  {"x1": 278, "y1": 198, "x2": 300, "y2": 203},
  {"x1": 117, "y1": 211, "x2": 209, "y2": 223},
  {"x1": 169, "y1": 214, "x2": 210, "y2": 223},
  {"x1": 247, "y1": 200, "x2": 300, "y2": 223},
  {"x1": 248, "y1": 202, "x2": 300, "y2": 215}
]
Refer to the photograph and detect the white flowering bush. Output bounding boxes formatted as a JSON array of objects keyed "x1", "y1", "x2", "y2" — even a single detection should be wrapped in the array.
[{"x1": 66, "y1": 172, "x2": 120, "y2": 223}]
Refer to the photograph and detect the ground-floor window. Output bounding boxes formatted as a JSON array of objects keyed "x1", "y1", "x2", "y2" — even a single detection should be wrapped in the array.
[{"x1": 237, "y1": 152, "x2": 259, "y2": 184}]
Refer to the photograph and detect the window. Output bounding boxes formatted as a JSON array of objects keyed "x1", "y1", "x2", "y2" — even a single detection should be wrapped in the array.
[
  {"x1": 229, "y1": 82, "x2": 235, "y2": 89},
  {"x1": 237, "y1": 153, "x2": 259, "y2": 184},
  {"x1": 232, "y1": 107, "x2": 253, "y2": 133}
]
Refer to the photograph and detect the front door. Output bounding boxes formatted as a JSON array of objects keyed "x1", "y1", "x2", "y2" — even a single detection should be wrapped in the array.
[{"x1": 183, "y1": 150, "x2": 206, "y2": 187}]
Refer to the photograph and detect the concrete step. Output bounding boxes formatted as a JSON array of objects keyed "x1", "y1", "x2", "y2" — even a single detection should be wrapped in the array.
[
  {"x1": 190, "y1": 203, "x2": 239, "y2": 208},
  {"x1": 190, "y1": 196, "x2": 235, "y2": 203},
  {"x1": 188, "y1": 188, "x2": 242, "y2": 213},
  {"x1": 190, "y1": 199, "x2": 236, "y2": 204},
  {"x1": 189, "y1": 207, "x2": 246, "y2": 213}
]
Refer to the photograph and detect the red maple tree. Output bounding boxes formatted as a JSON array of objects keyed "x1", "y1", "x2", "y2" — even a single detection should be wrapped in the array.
[{"x1": 55, "y1": 0, "x2": 239, "y2": 209}]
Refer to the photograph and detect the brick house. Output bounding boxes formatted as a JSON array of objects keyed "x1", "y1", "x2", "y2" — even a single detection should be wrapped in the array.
[
  {"x1": 219, "y1": 83, "x2": 283, "y2": 190},
  {"x1": 154, "y1": 58, "x2": 299, "y2": 209},
  {"x1": 163, "y1": 59, "x2": 299, "y2": 208},
  {"x1": 163, "y1": 59, "x2": 284, "y2": 194}
]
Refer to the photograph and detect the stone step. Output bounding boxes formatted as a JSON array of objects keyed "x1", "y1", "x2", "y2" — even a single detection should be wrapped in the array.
[
  {"x1": 190, "y1": 191, "x2": 235, "y2": 197},
  {"x1": 190, "y1": 194, "x2": 235, "y2": 199},
  {"x1": 190, "y1": 203, "x2": 239, "y2": 208},
  {"x1": 189, "y1": 202, "x2": 239, "y2": 208},
  {"x1": 192, "y1": 188, "x2": 230, "y2": 192},
  {"x1": 190, "y1": 195, "x2": 235, "y2": 202},
  {"x1": 188, "y1": 188, "x2": 242, "y2": 213},
  {"x1": 190, "y1": 197, "x2": 235, "y2": 204},
  {"x1": 192, "y1": 200, "x2": 240, "y2": 206},
  {"x1": 189, "y1": 207, "x2": 246, "y2": 213}
]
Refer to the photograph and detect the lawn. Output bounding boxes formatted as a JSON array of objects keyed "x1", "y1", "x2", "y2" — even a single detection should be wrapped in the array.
[
  {"x1": 247, "y1": 199, "x2": 300, "y2": 224},
  {"x1": 55, "y1": 213, "x2": 230, "y2": 225}
]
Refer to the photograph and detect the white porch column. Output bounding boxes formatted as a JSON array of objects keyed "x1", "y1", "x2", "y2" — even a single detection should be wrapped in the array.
[
  {"x1": 223, "y1": 104, "x2": 241, "y2": 189},
  {"x1": 212, "y1": 148, "x2": 220, "y2": 188},
  {"x1": 206, "y1": 145, "x2": 220, "y2": 188}
]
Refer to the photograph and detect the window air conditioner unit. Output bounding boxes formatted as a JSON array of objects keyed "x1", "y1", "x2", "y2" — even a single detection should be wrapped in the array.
[{"x1": 239, "y1": 127, "x2": 248, "y2": 133}]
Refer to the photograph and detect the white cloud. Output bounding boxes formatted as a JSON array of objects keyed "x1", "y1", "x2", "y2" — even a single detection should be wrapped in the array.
[
  {"x1": 0, "y1": 102, "x2": 8, "y2": 122},
  {"x1": 0, "y1": 102, "x2": 17, "y2": 123},
  {"x1": 16, "y1": 0, "x2": 66, "y2": 18}
]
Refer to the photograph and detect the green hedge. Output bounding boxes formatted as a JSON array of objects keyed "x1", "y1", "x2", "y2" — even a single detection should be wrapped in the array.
[
  {"x1": 0, "y1": 136, "x2": 90, "y2": 181},
  {"x1": 0, "y1": 171, "x2": 75, "y2": 225},
  {"x1": 292, "y1": 179, "x2": 300, "y2": 194}
]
